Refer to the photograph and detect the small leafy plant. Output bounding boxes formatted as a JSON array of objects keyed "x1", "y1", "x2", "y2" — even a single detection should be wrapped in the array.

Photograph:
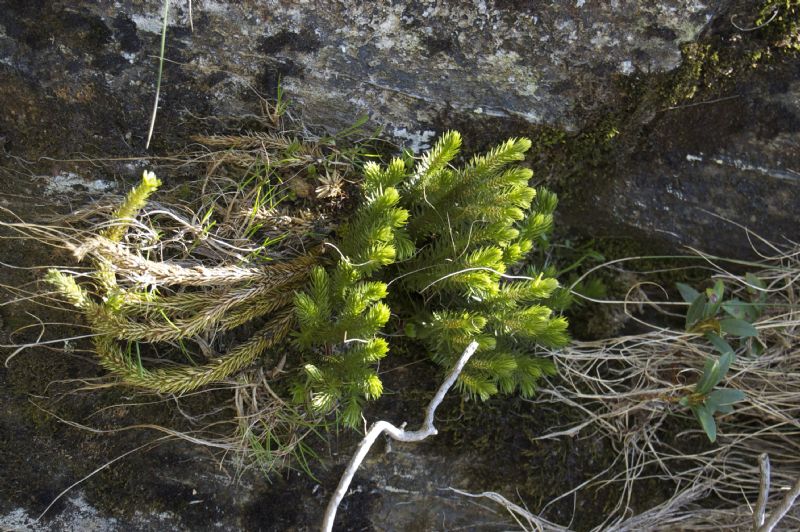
[
  {"x1": 677, "y1": 278, "x2": 763, "y2": 338},
  {"x1": 678, "y1": 343, "x2": 743, "y2": 443},
  {"x1": 292, "y1": 160, "x2": 412, "y2": 427},
  {"x1": 675, "y1": 279, "x2": 764, "y2": 441}
]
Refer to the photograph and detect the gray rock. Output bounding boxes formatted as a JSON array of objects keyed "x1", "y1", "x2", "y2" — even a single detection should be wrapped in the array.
[
  {"x1": 0, "y1": 1, "x2": 719, "y2": 154},
  {"x1": 1, "y1": 1, "x2": 799, "y2": 530},
  {"x1": 2, "y1": 1, "x2": 794, "y2": 257},
  {"x1": 605, "y1": 61, "x2": 800, "y2": 256}
]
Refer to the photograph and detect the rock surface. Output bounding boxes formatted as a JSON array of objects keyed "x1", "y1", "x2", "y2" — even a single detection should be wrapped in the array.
[
  {"x1": 1, "y1": 0, "x2": 796, "y2": 254},
  {"x1": 0, "y1": 0, "x2": 717, "y2": 151},
  {"x1": 1, "y1": 0, "x2": 799, "y2": 530},
  {"x1": 607, "y1": 57, "x2": 800, "y2": 256}
]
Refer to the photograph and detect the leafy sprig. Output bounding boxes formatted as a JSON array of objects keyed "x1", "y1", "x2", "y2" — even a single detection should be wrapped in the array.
[{"x1": 675, "y1": 278, "x2": 764, "y2": 442}]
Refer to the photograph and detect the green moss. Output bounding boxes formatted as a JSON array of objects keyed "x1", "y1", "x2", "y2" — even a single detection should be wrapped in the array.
[
  {"x1": 7, "y1": 347, "x2": 73, "y2": 396},
  {"x1": 666, "y1": 43, "x2": 712, "y2": 105},
  {"x1": 527, "y1": 117, "x2": 621, "y2": 180},
  {"x1": 522, "y1": 0, "x2": 796, "y2": 206},
  {"x1": 757, "y1": 0, "x2": 800, "y2": 52}
]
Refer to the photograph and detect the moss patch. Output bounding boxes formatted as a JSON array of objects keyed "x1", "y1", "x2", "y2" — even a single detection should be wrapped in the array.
[{"x1": 756, "y1": 0, "x2": 800, "y2": 52}]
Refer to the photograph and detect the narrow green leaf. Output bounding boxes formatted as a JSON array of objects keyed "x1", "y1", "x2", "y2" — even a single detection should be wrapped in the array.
[
  {"x1": 689, "y1": 318, "x2": 721, "y2": 335},
  {"x1": 703, "y1": 280, "x2": 724, "y2": 317},
  {"x1": 707, "y1": 388, "x2": 745, "y2": 406},
  {"x1": 706, "y1": 280, "x2": 725, "y2": 305},
  {"x1": 695, "y1": 358, "x2": 717, "y2": 394},
  {"x1": 704, "y1": 394, "x2": 719, "y2": 411},
  {"x1": 676, "y1": 282, "x2": 700, "y2": 303},
  {"x1": 716, "y1": 403, "x2": 734, "y2": 414},
  {"x1": 706, "y1": 332, "x2": 734, "y2": 356},
  {"x1": 693, "y1": 405, "x2": 717, "y2": 442},
  {"x1": 685, "y1": 294, "x2": 706, "y2": 330},
  {"x1": 705, "y1": 363, "x2": 723, "y2": 393},
  {"x1": 745, "y1": 272, "x2": 765, "y2": 293},
  {"x1": 719, "y1": 318, "x2": 758, "y2": 337},
  {"x1": 714, "y1": 351, "x2": 734, "y2": 387},
  {"x1": 722, "y1": 299, "x2": 753, "y2": 321}
]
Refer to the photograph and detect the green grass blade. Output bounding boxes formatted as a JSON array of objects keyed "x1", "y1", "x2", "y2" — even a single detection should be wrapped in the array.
[{"x1": 145, "y1": 0, "x2": 170, "y2": 149}]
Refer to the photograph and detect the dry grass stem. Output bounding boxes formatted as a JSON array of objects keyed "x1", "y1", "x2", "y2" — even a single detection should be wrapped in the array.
[{"x1": 526, "y1": 244, "x2": 800, "y2": 530}]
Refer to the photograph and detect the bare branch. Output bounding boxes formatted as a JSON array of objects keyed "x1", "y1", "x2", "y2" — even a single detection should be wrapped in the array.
[
  {"x1": 321, "y1": 341, "x2": 479, "y2": 532},
  {"x1": 755, "y1": 453, "x2": 770, "y2": 529},
  {"x1": 759, "y1": 473, "x2": 800, "y2": 532}
]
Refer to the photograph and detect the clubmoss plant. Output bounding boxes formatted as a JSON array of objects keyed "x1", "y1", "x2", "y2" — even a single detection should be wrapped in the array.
[
  {"x1": 46, "y1": 170, "x2": 314, "y2": 394},
  {"x1": 396, "y1": 132, "x2": 569, "y2": 399},
  {"x1": 292, "y1": 162, "x2": 412, "y2": 427},
  {"x1": 44, "y1": 130, "x2": 569, "y2": 447}
]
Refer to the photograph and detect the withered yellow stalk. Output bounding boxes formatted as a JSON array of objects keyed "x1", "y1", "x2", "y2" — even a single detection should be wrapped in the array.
[{"x1": 47, "y1": 170, "x2": 311, "y2": 394}]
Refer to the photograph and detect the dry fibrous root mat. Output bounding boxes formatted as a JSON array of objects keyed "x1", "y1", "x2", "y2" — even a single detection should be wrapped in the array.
[{"x1": 9, "y1": 117, "x2": 355, "y2": 470}]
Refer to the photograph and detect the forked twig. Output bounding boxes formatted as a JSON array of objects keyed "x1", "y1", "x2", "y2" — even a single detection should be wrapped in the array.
[
  {"x1": 755, "y1": 453, "x2": 770, "y2": 529},
  {"x1": 756, "y1": 453, "x2": 800, "y2": 532},
  {"x1": 321, "y1": 341, "x2": 479, "y2": 532}
]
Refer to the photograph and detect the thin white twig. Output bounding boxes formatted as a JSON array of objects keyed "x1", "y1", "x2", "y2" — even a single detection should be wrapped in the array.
[
  {"x1": 731, "y1": 8, "x2": 778, "y2": 32},
  {"x1": 321, "y1": 341, "x2": 479, "y2": 532},
  {"x1": 755, "y1": 453, "x2": 770, "y2": 529},
  {"x1": 36, "y1": 436, "x2": 171, "y2": 522},
  {"x1": 759, "y1": 471, "x2": 800, "y2": 532},
  {"x1": 4, "y1": 332, "x2": 102, "y2": 367}
]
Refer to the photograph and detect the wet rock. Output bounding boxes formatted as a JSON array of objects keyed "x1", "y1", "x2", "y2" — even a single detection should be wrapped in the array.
[{"x1": 557, "y1": 2, "x2": 800, "y2": 256}]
